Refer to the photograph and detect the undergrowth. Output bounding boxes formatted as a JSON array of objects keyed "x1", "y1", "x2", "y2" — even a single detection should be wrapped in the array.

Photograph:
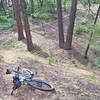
[
  {"x1": 31, "y1": 12, "x2": 55, "y2": 21},
  {"x1": 3, "y1": 40, "x2": 23, "y2": 50},
  {"x1": 0, "y1": 16, "x2": 15, "y2": 31}
]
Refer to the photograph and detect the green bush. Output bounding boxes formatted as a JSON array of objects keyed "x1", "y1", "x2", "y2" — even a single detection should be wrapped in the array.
[
  {"x1": 32, "y1": 12, "x2": 54, "y2": 21},
  {"x1": 0, "y1": 17, "x2": 15, "y2": 31},
  {"x1": 88, "y1": 75, "x2": 96, "y2": 81},
  {"x1": 95, "y1": 41, "x2": 100, "y2": 51},
  {"x1": 27, "y1": 2, "x2": 32, "y2": 15},
  {"x1": 95, "y1": 57, "x2": 100, "y2": 68},
  {"x1": 6, "y1": 7, "x2": 14, "y2": 18},
  {"x1": 48, "y1": 55, "x2": 55, "y2": 65},
  {"x1": 45, "y1": 0, "x2": 55, "y2": 13},
  {"x1": 74, "y1": 21, "x2": 100, "y2": 35},
  {"x1": 79, "y1": 0, "x2": 89, "y2": 6},
  {"x1": 74, "y1": 25, "x2": 89, "y2": 34},
  {"x1": 0, "y1": 16, "x2": 8, "y2": 22},
  {"x1": 4, "y1": 40, "x2": 23, "y2": 49}
]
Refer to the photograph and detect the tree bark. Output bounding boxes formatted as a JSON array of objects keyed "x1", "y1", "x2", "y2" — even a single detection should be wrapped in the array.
[
  {"x1": 1, "y1": 0, "x2": 6, "y2": 14},
  {"x1": 66, "y1": 0, "x2": 77, "y2": 50},
  {"x1": 30, "y1": 0, "x2": 34, "y2": 13},
  {"x1": 88, "y1": 0, "x2": 91, "y2": 10},
  {"x1": 4, "y1": 0, "x2": 7, "y2": 10},
  {"x1": 57, "y1": 0, "x2": 64, "y2": 48},
  {"x1": 39, "y1": 0, "x2": 44, "y2": 7},
  {"x1": 20, "y1": 0, "x2": 34, "y2": 51},
  {"x1": 12, "y1": 0, "x2": 25, "y2": 40}
]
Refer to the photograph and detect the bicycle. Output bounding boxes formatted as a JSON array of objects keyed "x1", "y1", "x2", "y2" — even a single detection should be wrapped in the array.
[{"x1": 6, "y1": 67, "x2": 55, "y2": 95}]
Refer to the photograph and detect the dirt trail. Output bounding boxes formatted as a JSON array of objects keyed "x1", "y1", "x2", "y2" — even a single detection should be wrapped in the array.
[
  {"x1": 0, "y1": 7, "x2": 100, "y2": 98},
  {"x1": 0, "y1": 58, "x2": 100, "y2": 100},
  {"x1": 0, "y1": 29, "x2": 100, "y2": 100}
]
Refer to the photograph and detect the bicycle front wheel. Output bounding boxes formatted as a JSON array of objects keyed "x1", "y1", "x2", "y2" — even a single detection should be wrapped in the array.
[{"x1": 27, "y1": 79, "x2": 55, "y2": 92}]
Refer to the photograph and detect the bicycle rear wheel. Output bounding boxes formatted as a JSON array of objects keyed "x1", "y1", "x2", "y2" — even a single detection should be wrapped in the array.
[{"x1": 27, "y1": 79, "x2": 55, "y2": 92}]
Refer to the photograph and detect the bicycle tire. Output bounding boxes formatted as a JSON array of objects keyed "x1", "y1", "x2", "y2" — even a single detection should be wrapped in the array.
[{"x1": 27, "y1": 79, "x2": 55, "y2": 92}]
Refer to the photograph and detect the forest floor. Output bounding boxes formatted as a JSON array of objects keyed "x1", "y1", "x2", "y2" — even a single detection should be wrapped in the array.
[{"x1": 0, "y1": 7, "x2": 100, "y2": 100}]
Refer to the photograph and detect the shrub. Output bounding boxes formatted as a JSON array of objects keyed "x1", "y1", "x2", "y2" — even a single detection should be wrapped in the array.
[
  {"x1": 48, "y1": 56, "x2": 55, "y2": 65},
  {"x1": 74, "y1": 21, "x2": 100, "y2": 35},
  {"x1": 88, "y1": 75, "x2": 96, "y2": 81},
  {"x1": 74, "y1": 25, "x2": 89, "y2": 34},
  {"x1": 32, "y1": 12, "x2": 54, "y2": 21},
  {"x1": 0, "y1": 16, "x2": 8, "y2": 22},
  {"x1": 95, "y1": 57, "x2": 100, "y2": 68},
  {"x1": 6, "y1": 7, "x2": 14, "y2": 18},
  {"x1": 0, "y1": 17, "x2": 15, "y2": 31},
  {"x1": 27, "y1": 2, "x2": 32, "y2": 15}
]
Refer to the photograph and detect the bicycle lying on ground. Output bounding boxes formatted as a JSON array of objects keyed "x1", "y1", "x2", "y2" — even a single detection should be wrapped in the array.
[{"x1": 6, "y1": 67, "x2": 55, "y2": 95}]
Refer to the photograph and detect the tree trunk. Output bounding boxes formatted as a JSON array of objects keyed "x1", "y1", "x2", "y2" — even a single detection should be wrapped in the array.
[
  {"x1": 57, "y1": 0, "x2": 64, "y2": 48},
  {"x1": 84, "y1": 32, "x2": 92, "y2": 59},
  {"x1": 11, "y1": 0, "x2": 15, "y2": 18},
  {"x1": 30, "y1": 0, "x2": 34, "y2": 13},
  {"x1": 1, "y1": 0, "x2": 6, "y2": 14},
  {"x1": 66, "y1": 0, "x2": 77, "y2": 50},
  {"x1": 63, "y1": 0, "x2": 67, "y2": 11},
  {"x1": 4, "y1": 0, "x2": 7, "y2": 10},
  {"x1": 94, "y1": 4, "x2": 100, "y2": 25},
  {"x1": 88, "y1": 0, "x2": 91, "y2": 10},
  {"x1": 84, "y1": 4, "x2": 100, "y2": 59},
  {"x1": 12, "y1": 0, "x2": 25, "y2": 40},
  {"x1": 40, "y1": 0, "x2": 43, "y2": 7},
  {"x1": 20, "y1": 0, "x2": 34, "y2": 51}
]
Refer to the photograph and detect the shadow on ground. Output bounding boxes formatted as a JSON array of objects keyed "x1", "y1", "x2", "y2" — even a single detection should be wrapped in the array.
[{"x1": 22, "y1": 39, "x2": 49, "y2": 58}]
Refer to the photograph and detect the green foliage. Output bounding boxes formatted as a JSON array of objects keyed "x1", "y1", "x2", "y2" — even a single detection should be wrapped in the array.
[
  {"x1": 79, "y1": 0, "x2": 89, "y2": 6},
  {"x1": 87, "y1": 62, "x2": 93, "y2": 69},
  {"x1": 94, "y1": 0, "x2": 100, "y2": 4},
  {"x1": 74, "y1": 25, "x2": 89, "y2": 35},
  {"x1": 0, "y1": 6, "x2": 14, "y2": 18},
  {"x1": 0, "y1": 6, "x2": 15, "y2": 31},
  {"x1": 45, "y1": 0, "x2": 55, "y2": 13},
  {"x1": 88, "y1": 75, "x2": 96, "y2": 81},
  {"x1": 95, "y1": 57, "x2": 100, "y2": 68},
  {"x1": 74, "y1": 21, "x2": 100, "y2": 35},
  {"x1": 6, "y1": 7, "x2": 14, "y2": 18},
  {"x1": 3, "y1": 40, "x2": 23, "y2": 49},
  {"x1": 79, "y1": 0, "x2": 100, "y2": 6},
  {"x1": 0, "y1": 17, "x2": 15, "y2": 31},
  {"x1": 48, "y1": 56, "x2": 55, "y2": 65},
  {"x1": 27, "y1": 2, "x2": 32, "y2": 15},
  {"x1": 0, "y1": 16, "x2": 8, "y2": 22},
  {"x1": 4, "y1": 40, "x2": 17, "y2": 49},
  {"x1": 87, "y1": 13, "x2": 95, "y2": 21},
  {"x1": 86, "y1": 23, "x2": 100, "y2": 46},
  {"x1": 0, "y1": 7, "x2": 15, "y2": 31},
  {"x1": 93, "y1": 22, "x2": 100, "y2": 36},
  {"x1": 74, "y1": 24, "x2": 94, "y2": 35},
  {"x1": 95, "y1": 41, "x2": 100, "y2": 51},
  {"x1": 27, "y1": 0, "x2": 56, "y2": 14},
  {"x1": 32, "y1": 12, "x2": 54, "y2": 21}
]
